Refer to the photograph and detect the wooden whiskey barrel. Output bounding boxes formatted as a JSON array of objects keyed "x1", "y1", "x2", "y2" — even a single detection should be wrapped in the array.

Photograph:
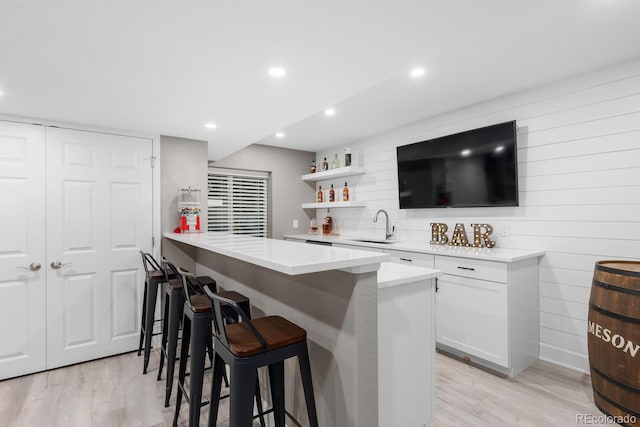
[{"x1": 588, "y1": 261, "x2": 640, "y2": 426}]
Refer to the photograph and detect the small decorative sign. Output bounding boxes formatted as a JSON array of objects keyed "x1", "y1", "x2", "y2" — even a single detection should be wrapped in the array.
[{"x1": 430, "y1": 222, "x2": 496, "y2": 248}]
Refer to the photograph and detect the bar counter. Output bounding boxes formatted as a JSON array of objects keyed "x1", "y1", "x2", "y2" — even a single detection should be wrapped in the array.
[{"x1": 163, "y1": 232, "x2": 388, "y2": 426}]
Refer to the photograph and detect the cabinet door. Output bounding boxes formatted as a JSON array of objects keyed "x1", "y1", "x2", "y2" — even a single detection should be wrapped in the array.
[
  {"x1": 436, "y1": 274, "x2": 509, "y2": 367},
  {"x1": 45, "y1": 128, "x2": 153, "y2": 369},
  {"x1": 0, "y1": 122, "x2": 47, "y2": 380}
]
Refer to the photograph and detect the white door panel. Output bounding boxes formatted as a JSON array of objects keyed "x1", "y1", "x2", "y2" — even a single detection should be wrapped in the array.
[
  {"x1": 46, "y1": 127, "x2": 153, "y2": 369},
  {"x1": 0, "y1": 122, "x2": 46, "y2": 379}
]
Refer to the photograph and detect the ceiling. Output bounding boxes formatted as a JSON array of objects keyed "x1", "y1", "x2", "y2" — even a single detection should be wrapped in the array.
[{"x1": 2, "y1": 1, "x2": 640, "y2": 160}]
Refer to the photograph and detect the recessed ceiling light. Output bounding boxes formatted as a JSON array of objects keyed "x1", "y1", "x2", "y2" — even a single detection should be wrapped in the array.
[
  {"x1": 324, "y1": 108, "x2": 336, "y2": 117},
  {"x1": 410, "y1": 68, "x2": 426, "y2": 78},
  {"x1": 0, "y1": 89, "x2": 4, "y2": 96},
  {"x1": 461, "y1": 149, "x2": 471, "y2": 157},
  {"x1": 268, "y1": 67, "x2": 287, "y2": 78},
  {"x1": 204, "y1": 123, "x2": 217, "y2": 129},
  {"x1": 275, "y1": 132, "x2": 285, "y2": 138},
  {"x1": 495, "y1": 146, "x2": 504, "y2": 153}
]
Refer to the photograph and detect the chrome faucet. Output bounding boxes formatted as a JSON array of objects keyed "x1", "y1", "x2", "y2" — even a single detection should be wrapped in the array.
[{"x1": 373, "y1": 209, "x2": 394, "y2": 240}]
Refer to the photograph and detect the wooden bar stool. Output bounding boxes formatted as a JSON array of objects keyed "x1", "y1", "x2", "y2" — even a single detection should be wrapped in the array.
[
  {"x1": 171, "y1": 266, "x2": 266, "y2": 427},
  {"x1": 138, "y1": 251, "x2": 175, "y2": 374},
  {"x1": 204, "y1": 285, "x2": 319, "y2": 427},
  {"x1": 157, "y1": 258, "x2": 232, "y2": 408}
]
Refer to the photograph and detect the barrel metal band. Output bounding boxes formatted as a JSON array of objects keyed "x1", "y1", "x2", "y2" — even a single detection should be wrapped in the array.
[
  {"x1": 592, "y1": 366, "x2": 640, "y2": 396},
  {"x1": 593, "y1": 388, "x2": 640, "y2": 420},
  {"x1": 597, "y1": 264, "x2": 640, "y2": 279},
  {"x1": 593, "y1": 279, "x2": 640, "y2": 296},
  {"x1": 589, "y1": 304, "x2": 640, "y2": 324}
]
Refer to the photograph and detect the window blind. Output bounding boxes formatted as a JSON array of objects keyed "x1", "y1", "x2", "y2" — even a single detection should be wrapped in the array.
[{"x1": 207, "y1": 171, "x2": 268, "y2": 237}]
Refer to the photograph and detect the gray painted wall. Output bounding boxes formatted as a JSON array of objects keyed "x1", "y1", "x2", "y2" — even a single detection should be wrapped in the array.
[
  {"x1": 160, "y1": 135, "x2": 209, "y2": 270},
  {"x1": 212, "y1": 143, "x2": 315, "y2": 239}
]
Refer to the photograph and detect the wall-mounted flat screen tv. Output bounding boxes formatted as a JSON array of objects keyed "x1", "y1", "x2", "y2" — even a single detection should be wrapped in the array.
[{"x1": 396, "y1": 120, "x2": 518, "y2": 209}]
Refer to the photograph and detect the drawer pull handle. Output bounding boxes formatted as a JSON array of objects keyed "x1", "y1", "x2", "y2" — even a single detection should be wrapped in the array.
[
  {"x1": 399, "y1": 258, "x2": 413, "y2": 262},
  {"x1": 457, "y1": 266, "x2": 475, "y2": 271}
]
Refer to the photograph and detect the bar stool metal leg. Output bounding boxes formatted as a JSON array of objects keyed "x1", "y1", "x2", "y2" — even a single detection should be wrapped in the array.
[
  {"x1": 137, "y1": 281, "x2": 148, "y2": 356},
  {"x1": 164, "y1": 289, "x2": 184, "y2": 406},
  {"x1": 173, "y1": 313, "x2": 191, "y2": 427},
  {"x1": 229, "y1": 363, "x2": 258, "y2": 427},
  {"x1": 142, "y1": 278, "x2": 160, "y2": 374},
  {"x1": 157, "y1": 284, "x2": 170, "y2": 381},
  {"x1": 188, "y1": 312, "x2": 209, "y2": 427},
  {"x1": 298, "y1": 345, "x2": 319, "y2": 426},
  {"x1": 269, "y1": 361, "x2": 286, "y2": 427}
]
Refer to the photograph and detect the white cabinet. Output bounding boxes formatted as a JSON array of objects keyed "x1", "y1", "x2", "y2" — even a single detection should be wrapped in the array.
[
  {"x1": 435, "y1": 274, "x2": 509, "y2": 367},
  {"x1": 377, "y1": 262, "x2": 438, "y2": 426},
  {"x1": 434, "y1": 255, "x2": 539, "y2": 377}
]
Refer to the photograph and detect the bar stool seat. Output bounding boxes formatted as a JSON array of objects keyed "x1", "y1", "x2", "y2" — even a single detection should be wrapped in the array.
[{"x1": 226, "y1": 316, "x2": 306, "y2": 357}]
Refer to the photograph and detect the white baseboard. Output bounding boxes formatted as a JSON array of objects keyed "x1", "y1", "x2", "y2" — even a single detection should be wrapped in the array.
[{"x1": 539, "y1": 343, "x2": 589, "y2": 374}]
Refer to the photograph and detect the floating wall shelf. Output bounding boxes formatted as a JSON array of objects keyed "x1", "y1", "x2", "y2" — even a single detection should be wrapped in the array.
[
  {"x1": 301, "y1": 166, "x2": 366, "y2": 182},
  {"x1": 302, "y1": 201, "x2": 366, "y2": 209}
]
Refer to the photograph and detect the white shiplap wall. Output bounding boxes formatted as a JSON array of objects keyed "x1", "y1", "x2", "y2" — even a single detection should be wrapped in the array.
[{"x1": 315, "y1": 58, "x2": 640, "y2": 373}]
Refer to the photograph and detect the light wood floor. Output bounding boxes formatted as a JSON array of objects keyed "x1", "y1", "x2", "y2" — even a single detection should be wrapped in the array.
[{"x1": 0, "y1": 350, "x2": 614, "y2": 427}]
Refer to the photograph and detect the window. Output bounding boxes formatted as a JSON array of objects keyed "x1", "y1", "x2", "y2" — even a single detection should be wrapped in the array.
[{"x1": 207, "y1": 168, "x2": 269, "y2": 237}]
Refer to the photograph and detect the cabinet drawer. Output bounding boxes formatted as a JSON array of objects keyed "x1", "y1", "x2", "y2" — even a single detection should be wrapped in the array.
[
  {"x1": 385, "y1": 249, "x2": 434, "y2": 268},
  {"x1": 435, "y1": 255, "x2": 507, "y2": 283}
]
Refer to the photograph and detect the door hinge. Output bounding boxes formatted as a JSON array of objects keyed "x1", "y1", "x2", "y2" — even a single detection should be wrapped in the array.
[
  {"x1": 150, "y1": 156, "x2": 157, "y2": 168},
  {"x1": 152, "y1": 236, "x2": 155, "y2": 247},
  {"x1": 435, "y1": 277, "x2": 439, "y2": 293}
]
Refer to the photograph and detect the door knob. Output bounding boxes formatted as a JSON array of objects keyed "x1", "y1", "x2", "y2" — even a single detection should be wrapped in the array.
[
  {"x1": 50, "y1": 260, "x2": 71, "y2": 269},
  {"x1": 17, "y1": 262, "x2": 42, "y2": 272}
]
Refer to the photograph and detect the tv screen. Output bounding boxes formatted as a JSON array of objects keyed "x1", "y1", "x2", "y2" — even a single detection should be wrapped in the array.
[{"x1": 396, "y1": 121, "x2": 518, "y2": 209}]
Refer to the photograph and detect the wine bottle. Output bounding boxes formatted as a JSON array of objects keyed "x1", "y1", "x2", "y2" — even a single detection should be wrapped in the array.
[
  {"x1": 331, "y1": 153, "x2": 340, "y2": 169},
  {"x1": 329, "y1": 184, "x2": 335, "y2": 202},
  {"x1": 343, "y1": 182, "x2": 349, "y2": 201},
  {"x1": 317, "y1": 185, "x2": 323, "y2": 203},
  {"x1": 310, "y1": 160, "x2": 316, "y2": 173},
  {"x1": 321, "y1": 157, "x2": 329, "y2": 171}
]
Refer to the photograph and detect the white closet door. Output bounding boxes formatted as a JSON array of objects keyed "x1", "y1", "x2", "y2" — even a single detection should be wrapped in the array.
[
  {"x1": 0, "y1": 122, "x2": 47, "y2": 380},
  {"x1": 45, "y1": 128, "x2": 153, "y2": 369}
]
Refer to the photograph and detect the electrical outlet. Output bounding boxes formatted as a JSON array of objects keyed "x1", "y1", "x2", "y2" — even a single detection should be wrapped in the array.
[
  {"x1": 497, "y1": 223, "x2": 510, "y2": 237},
  {"x1": 293, "y1": 219, "x2": 299, "y2": 229}
]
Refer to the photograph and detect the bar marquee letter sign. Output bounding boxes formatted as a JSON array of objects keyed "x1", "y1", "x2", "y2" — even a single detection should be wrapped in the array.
[{"x1": 430, "y1": 223, "x2": 496, "y2": 248}]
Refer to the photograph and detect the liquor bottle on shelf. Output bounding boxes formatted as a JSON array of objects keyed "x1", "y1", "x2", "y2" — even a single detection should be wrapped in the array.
[
  {"x1": 329, "y1": 184, "x2": 335, "y2": 202},
  {"x1": 317, "y1": 185, "x2": 323, "y2": 203},
  {"x1": 344, "y1": 148, "x2": 352, "y2": 167},
  {"x1": 321, "y1": 157, "x2": 329, "y2": 171},
  {"x1": 343, "y1": 182, "x2": 349, "y2": 201},
  {"x1": 331, "y1": 153, "x2": 340, "y2": 169},
  {"x1": 310, "y1": 160, "x2": 316, "y2": 173}
]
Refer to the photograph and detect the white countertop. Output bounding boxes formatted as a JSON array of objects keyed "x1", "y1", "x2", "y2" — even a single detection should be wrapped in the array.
[
  {"x1": 284, "y1": 234, "x2": 544, "y2": 263},
  {"x1": 164, "y1": 232, "x2": 389, "y2": 276},
  {"x1": 377, "y1": 262, "x2": 441, "y2": 289}
]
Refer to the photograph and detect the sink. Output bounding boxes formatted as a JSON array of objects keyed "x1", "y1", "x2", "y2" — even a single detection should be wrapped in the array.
[{"x1": 347, "y1": 238, "x2": 399, "y2": 245}]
